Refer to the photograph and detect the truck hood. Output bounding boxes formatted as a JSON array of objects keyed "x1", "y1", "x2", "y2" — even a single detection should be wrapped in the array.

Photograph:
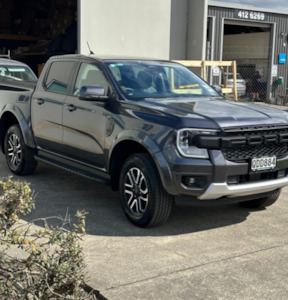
[{"x1": 136, "y1": 98, "x2": 288, "y2": 129}]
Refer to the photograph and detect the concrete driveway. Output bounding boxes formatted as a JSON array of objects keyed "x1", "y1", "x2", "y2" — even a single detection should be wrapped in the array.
[{"x1": 0, "y1": 156, "x2": 287, "y2": 300}]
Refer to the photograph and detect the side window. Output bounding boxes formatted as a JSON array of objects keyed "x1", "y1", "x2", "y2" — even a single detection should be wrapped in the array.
[
  {"x1": 74, "y1": 63, "x2": 108, "y2": 95},
  {"x1": 44, "y1": 61, "x2": 74, "y2": 94}
]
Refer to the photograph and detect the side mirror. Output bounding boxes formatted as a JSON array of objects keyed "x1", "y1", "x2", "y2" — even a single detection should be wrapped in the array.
[
  {"x1": 79, "y1": 85, "x2": 109, "y2": 101},
  {"x1": 212, "y1": 85, "x2": 223, "y2": 94}
]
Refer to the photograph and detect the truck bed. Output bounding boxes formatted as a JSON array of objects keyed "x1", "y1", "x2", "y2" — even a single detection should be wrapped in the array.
[{"x1": 0, "y1": 80, "x2": 36, "y2": 92}]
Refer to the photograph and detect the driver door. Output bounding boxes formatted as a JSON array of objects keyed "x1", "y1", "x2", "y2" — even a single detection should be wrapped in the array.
[{"x1": 62, "y1": 61, "x2": 109, "y2": 168}]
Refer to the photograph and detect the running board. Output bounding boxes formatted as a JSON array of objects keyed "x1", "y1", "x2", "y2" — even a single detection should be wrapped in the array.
[{"x1": 35, "y1": 154, "x2": 111, "y2": 185}]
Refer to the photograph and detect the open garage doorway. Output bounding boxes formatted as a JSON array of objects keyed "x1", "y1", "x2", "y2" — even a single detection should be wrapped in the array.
[
  {"x1": 0, "y1": 0, "x2": 77, "y2": 76},
  {"x1": 223, "y1": 20, "x2": 272, "y2": 101}
]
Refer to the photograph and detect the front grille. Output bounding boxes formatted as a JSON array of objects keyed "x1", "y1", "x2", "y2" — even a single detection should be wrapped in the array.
[
  {"x1": 222, "y1": 144, "x2": 288, "y2": 162},
  {"x1": 221, "y1": 126, "x2": 288, "y2": 162},
  {"x1": 227, "y1": 169, "x2": 287, "y2": 185}
]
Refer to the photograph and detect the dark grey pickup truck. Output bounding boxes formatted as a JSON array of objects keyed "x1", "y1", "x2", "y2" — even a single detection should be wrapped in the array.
[{"x1": 1, "y1": 54, "x2": 288, "y2": 227}]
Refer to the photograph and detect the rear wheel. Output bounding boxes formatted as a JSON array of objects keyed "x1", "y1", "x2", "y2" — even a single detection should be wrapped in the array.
[
  {"x1": 4, "y1": 124, "x2": 37, "y2": 175},
  {"x1": 239, "y1": 189, "x2": 281, "y2": 209},
  {"x1": 119, "y1": 153, "x2": 173, "y2": 227}
]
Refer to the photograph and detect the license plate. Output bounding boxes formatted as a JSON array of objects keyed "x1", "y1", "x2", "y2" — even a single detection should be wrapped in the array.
[{"x1": 251, "y1": 156, "x2": 276, "y2": 172}]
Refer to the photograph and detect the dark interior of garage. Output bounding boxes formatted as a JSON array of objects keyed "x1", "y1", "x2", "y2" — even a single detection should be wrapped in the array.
[
  {"x1": 0, "y1": 0, "x2": 77, "y2": 75},
  {"x1": 223, "y1": 23, "x2": 272, "y2": 101},
  {"x1": 224, "y1": 24, "x2": 270, "y2": 35},
  {"x1": 224, "y1": 24, "x2": 270, "y2": 78}
]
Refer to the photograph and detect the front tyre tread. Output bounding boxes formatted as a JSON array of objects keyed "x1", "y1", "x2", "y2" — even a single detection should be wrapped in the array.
[
  {"x1": 239, "y1": 189, "x2": 281, "y2": 209},
  {"x1": 120, "y1": 153, "x2": 173, "y2": 227}
]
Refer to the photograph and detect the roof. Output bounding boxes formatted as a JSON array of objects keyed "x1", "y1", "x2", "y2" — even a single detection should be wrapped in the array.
[
  {"x1": 208, "y1": 1, "x2": 288, "y2": 16},
  {"x1": 0, "y1": 58, "x2": 30, "y2": 66},
  {"x1": 49, "y1": 53, "x2": 171, "y2": 62}
]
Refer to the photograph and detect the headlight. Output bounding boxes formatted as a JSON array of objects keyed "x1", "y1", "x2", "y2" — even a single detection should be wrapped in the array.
[{"x1": 176, "y1": 129, "x2": 217, "y2": 159}]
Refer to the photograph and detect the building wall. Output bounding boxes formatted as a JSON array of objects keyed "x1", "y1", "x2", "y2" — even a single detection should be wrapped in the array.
[
  {"x1": 79, "y1": 0, "x2": 171, "y2": 59},
  {"x1": 79, "y1": 0, "x2": 189, "y2": 60},
  {"x1": 78, "y1": 0, "x2": 209, "y2": 61},
  {"x1": 208, "y1": 4, "x2": 288, "y2": 69},
  {"x1": 186, "y1": 0, "x2": 208, "y2": 60},
  {"x1": 266, "y1": 13, "x2": 288, "y2": 89},
  {"x1": 208, "y1": 3, "x2": 288, "y2": 96},
  {"x1": 208, "y1": 5, "x2": 231, "y2": 61},
  {"x1": 170, "y1": 0, "x2": 187, "y2": 59}
]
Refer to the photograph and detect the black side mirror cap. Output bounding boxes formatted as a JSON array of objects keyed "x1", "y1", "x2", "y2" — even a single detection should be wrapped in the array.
[
  {"x1": 212, "y1": 85, "x2": 223, "y2": 95},
  {"x1": 79, "y1": 85, "x2": 109, "y2": 101}
]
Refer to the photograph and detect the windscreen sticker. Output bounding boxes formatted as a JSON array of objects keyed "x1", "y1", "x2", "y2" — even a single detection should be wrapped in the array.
[
  {"x1": 110, "y1": 64, "x2": 124, "y2": 68},
  {"x1": 179, "y1": 84, "x2": 199, "y2": 89}
]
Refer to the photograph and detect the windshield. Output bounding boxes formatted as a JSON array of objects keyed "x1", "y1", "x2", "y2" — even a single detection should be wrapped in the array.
[
  {"x1": 105, "y1": 60, "x2": 219, "y2": 100},
  {"x1": 0, "y1": 65, "x2": 37, "y2": 82}
]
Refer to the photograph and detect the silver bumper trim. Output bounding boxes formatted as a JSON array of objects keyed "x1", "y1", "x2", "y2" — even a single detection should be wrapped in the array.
[{"x1": 198, "y1": 176, "x2": 288, "y2": 200}]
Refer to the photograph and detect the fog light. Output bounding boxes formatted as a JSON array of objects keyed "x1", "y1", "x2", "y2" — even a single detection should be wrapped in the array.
[
  {"x1": 227, "y1": 176, "x2": 239, "y2": 185},
  {"x1": 277, "y1": 169, "x2": 287, "y2": 178},
  {"x1": 186, "y1": 177, "x2": 195, "y2": 185},
  {"x1": 182, "y1": 176, "x2": 206, "y2": 188}
]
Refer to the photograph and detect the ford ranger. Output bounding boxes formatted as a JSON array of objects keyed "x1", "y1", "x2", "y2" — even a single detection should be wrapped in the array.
[{"x1": 1, "y1": 54, "x2": 288, "y2": 227}]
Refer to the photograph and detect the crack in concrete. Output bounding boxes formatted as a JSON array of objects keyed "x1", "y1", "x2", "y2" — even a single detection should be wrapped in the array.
[{"x1": 101, "y1": 242, "x2": 288, "y2": 293}]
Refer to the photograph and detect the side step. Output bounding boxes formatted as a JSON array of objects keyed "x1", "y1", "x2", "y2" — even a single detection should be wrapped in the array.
[{"x1": 35, "y1": 154, "x2": 111, "y2": 185}]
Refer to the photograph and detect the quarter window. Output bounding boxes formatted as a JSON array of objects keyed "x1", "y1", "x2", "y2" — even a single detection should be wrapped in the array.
[{"x1": 44, "y1": 61, "x2": 74, "y2": 94}]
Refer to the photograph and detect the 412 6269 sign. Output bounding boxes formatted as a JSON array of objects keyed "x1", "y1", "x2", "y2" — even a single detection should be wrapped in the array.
[{"x1": 234, "y1": 9, "x2": 267, "y2": 21}]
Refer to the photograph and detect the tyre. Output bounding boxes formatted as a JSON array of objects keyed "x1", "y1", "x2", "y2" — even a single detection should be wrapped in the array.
[
  {"x1": 119, "y1": 153, "x2": 173, "y2": 227},
  {"x1": 4, "y1": 124, "x2": 37, "y2": 175},
  {"x1": 239, "y1": 189, "x2": 281, "y2": 209}
]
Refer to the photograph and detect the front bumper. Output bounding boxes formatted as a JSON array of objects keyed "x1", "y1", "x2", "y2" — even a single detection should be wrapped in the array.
[
  {"x1": 198, "y1": 176, "x2": 288, "y2": 200},
  {"x1": 161, "y1": 147, "x2": 288, "y2": 201}
]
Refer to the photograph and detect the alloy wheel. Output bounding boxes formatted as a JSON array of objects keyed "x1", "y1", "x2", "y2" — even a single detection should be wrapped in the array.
[
  {"x1": 124, "y1": 167, "x2": 149, "y2": 216},
  {"x1": 7, "y1": 133, "x2": 22, "y2": 169}
]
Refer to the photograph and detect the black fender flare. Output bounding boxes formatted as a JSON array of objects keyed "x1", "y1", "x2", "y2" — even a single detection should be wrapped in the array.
[
  {"x1": 108, "y1": 129, "x2": 177, "y2": 195},
  {"x1": 0, "y1": 104, "x2": 35, "y2": 152}
]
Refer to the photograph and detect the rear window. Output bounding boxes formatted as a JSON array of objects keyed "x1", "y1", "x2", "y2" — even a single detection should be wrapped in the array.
[
  {"x1": 0, "y1": 65, "x2": 37, "y2": 82},
  {"x1": 44, "y1": 61, "x2": 74, "y2": 94}
]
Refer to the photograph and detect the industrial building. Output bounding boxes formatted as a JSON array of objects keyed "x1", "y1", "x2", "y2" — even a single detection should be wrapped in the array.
[
  {"x1": 0, "y1": 0, "x2": 287, "y2": 101},
  {"x1": 208, "y1": 1, "x2": 288, "y2": 101}
]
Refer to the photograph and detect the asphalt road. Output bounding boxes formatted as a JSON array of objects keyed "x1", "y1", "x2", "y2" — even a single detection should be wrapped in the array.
[{"x1": 0, "y1": 155, "x2": 287, "y2": 300}]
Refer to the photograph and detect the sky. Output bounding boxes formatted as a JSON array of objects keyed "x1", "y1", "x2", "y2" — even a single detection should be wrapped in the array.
[{"x1": 210, "y1": 0, "x2": 288, "y2": 11}]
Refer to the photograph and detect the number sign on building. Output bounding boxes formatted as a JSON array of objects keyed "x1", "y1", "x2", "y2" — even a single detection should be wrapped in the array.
[{"x1": 234, "y1": 9, "x2": 267, "y2": 21}]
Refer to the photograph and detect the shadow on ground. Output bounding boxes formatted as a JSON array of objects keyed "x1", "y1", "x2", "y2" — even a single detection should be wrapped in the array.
[{"x1": 1, "y1": 161, "x2": 251, "y2": 237}]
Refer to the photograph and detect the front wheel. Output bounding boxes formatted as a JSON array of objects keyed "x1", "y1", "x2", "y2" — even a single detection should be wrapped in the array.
[
  {"x1": 119, "y1": 153, "x2": 173, "y2": 227},
  {"x1": 239, "y1": 189, "x2": 281, "y2": 209},
  {"x1": 4, "y1": 124, "x2": 37, "y2": 175}
]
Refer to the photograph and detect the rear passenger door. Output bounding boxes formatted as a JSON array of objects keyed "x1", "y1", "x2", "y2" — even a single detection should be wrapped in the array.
[
  {"x1": 62, "y1": 61, "x2": 110, "y2": 168},
  {"x1": 31, "y1": 60, "x2": 75, "y2": 153}
]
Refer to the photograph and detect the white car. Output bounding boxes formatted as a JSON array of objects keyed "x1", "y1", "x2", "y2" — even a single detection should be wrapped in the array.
[
  {"x1": 226, "y1": 73, "x2": 246, "y2": 97},
  {"x1": 0, "y1": 58, "x2": 37, "y2": 82}
]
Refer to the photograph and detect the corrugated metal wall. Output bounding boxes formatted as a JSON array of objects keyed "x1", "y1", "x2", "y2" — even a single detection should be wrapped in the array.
[
  {"x1": 208, "y1": 5, "x2": 288, "y2": 102},
  {"x1": 208, "y1": 6, "x2": 232, "y2": 61},
  {"x1": 269, "y1": 12, "x2": 288, "y2": 97}
]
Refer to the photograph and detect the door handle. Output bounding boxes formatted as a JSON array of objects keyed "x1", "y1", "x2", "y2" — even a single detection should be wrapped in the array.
[
  {"x1": 65, "y1": 104, "x2": 76, "y2": 111},
  {"x1": 35, "y1": 98, "x2": 44, "y2": 105}
]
